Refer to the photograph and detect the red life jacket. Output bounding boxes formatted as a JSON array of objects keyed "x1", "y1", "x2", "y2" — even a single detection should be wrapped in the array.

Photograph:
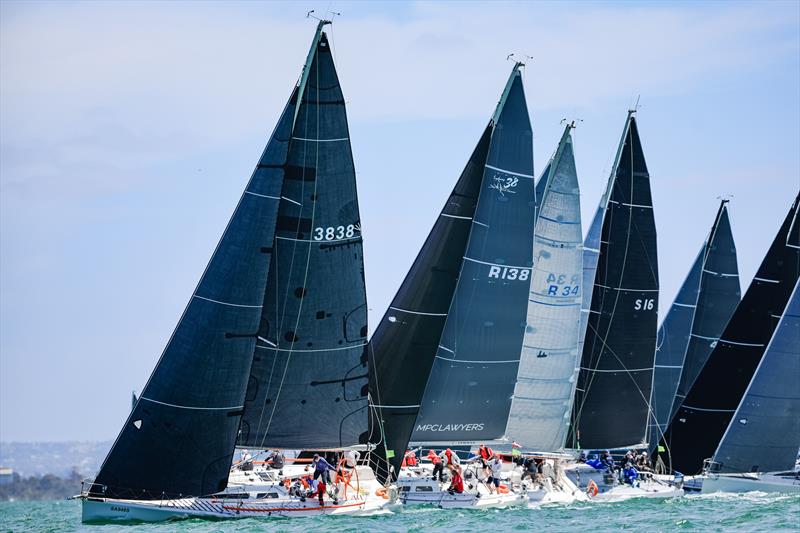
[
  {"x1": 405, "y1": 451, "x2": 418, "y2": 466},
  {"x1": 480, "y1": 446, "x2": 494, "y2": 460},
  {"x1": 429, "y1": 451, "x2": 441, "y2": 464},
  {"x1": 451, "y1": 473, "x2": 464, "y2": 493},
  {"x1": 445, "y1": 449, "x2": 453, "y2": 465}
]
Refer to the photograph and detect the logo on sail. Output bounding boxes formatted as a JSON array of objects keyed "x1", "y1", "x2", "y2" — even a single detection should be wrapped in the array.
[
  {"x1": 415, "y1": 423, "x2": 485, "y2": 432},
  {"x1": 489, "y1": 176, "x2": 519, "y2": 196}
]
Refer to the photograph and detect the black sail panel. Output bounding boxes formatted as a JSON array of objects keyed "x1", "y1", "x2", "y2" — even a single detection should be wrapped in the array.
[
  {"x1": 711, "y1": 279, "x2": 800, "y2": 474},
  {"x1": 569, "y1": 115, "x2": 659, "y2": 450},
  {"x1": 368, "y1": 126, "x2": 492, "y2": 480},
  {"x1": 661, "y1": 193, "x2": 800, "y2": 474},
  {"x1": 91, "y1": 90, "x2": 297, "y2": 499},
  {"x1": 239, "y1": 30, "x2": 369, "y2": 449},
  {"x1": 669, "y1": 204, "x2": 740, "y2": 418},
  {"x1": 412, "y1": 67, "x2": 535, "y2": 444}
]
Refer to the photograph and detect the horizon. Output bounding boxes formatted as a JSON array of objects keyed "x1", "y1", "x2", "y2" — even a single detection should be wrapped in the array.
[{"x1": 1, "y1": 0, "x2": 798, "y2": 441}]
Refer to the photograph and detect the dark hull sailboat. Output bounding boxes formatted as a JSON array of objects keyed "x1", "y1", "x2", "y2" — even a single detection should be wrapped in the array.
[
  {"x1": 568, "y1": 112, "x2": 659, "y2": 451},
  {"x1": 368, "y1": 63, "x2": 533, "y2": 480},
  {"x1": 83, "y1": 21, "x2": 379, "y2": 520},
  {"x1": 661, "y1": 193, "x2": 800, "y2": 475},
  {"x1": 647, "y1": 201, "x2": 740, "y2": 453}
]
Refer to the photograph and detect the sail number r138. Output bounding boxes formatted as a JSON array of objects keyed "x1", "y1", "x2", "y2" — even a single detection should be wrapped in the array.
[{"x1": 488, "y1": 266, "x2": 530, "y2": 281}]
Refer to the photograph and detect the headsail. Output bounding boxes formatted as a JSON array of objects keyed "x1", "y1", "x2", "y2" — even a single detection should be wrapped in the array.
[
  {"x1": 411, "y1": 63, "x2": 535, "y2": 445},
  {"x1": 661, "y1": 193, "x2": 800, "y2": 474},
  {"x1": 709, "y1": 278, "x2": 800, "y2": 474},
  {"x1": 239, "y1": 24, "x2": 369, "y2": 450},
  {"x1": 91, "y1": 64, "x2": 298, "y2": 500},
  {"x1": 569, "y1": 112, "x2": 659, "y2": 450},
  {"x1": 647, "y1": 201, "x2": 740, "y2": 451},
  {"x1": 505, "y1": 123, "x2": 582, "y2": 452}
]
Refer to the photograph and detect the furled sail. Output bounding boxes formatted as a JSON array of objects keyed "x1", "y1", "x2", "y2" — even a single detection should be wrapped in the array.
[
  {"x1": 661, "y1": 193, "x2": 800, "y2": 474},
  {"x1": 91, "y1": 64, "x2": 299, "y2": 500},
  {"x1": 367, "y1": 126, "x2": 492, "y2": 480},
  {"x1": 647, "y1": 201, "x2": 740, "y2": 450},
  {"x1": 568, "y1": 112, "x2": 659, "y2": 450},
  {"x1": 505, "y1": 123, "x2": 582, "y2": 452},
  {"x1": 411, "y1": 63, "x2": 535, "y2": 445},
  {"x1": 709, "y1": 278, "x2": 800, "y2": 474},
  {"x1": 238, "y1": 25, "x2": 369, "y2": 450}
]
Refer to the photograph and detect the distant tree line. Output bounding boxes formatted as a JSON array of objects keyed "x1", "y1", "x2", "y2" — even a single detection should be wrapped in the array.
[{"x1": 0, "y1": 469, "x2": 82, "y2": 501}]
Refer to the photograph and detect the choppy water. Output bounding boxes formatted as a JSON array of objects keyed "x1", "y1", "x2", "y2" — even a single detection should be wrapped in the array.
[{"x1": 1, "y1": 493, "x2": 798, "y2": 532}]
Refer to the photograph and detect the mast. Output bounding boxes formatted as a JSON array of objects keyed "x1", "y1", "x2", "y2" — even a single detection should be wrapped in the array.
[
  {"x1": 411, "y1": 62, "x2": 535, "y2": 446},
  {"x1": 661, "y1": 193, "x2": 800, "y2": 474},
  {"x1": 647, "y1": 200, "x2": 740, "y2": 452},
  {"x1": 505, "y1": 122, "x2": 582, "y2": 452},
  {"x1": 238, "y1": 23, "x2": 369, "y2": 450},
  {"x1": 709, "y1": 278, "x2": 800, "y2": 474},
  {"x1": 568, "y1": 111, "x2": 659, "y2": 450}
]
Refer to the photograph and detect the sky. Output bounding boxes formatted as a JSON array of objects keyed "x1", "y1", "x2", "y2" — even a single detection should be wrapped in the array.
[{"x1": 1, "y1": 0, "x2": 798, "y2": 442}]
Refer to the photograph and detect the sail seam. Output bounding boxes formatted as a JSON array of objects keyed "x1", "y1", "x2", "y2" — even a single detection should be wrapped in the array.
[
  {"x1": 682, "y1": 405, "x2": 736, "y2": 413},
  {"x1": 140, "y1": 397, "x2": 243, "y2": 411},
  {"x1": 280, "y1": 196, "x2": 302, "y2": 206},
  {"x1": 276, "y1": 235, "x2": 361, "y2": 244},
  {"x1": 538, "y1": 214, "x2": 581, "y2": 225},
  {"x1": 720, "y1": 339, "x2": 765, "y2": 347},
  {"x1": 702, "y1": 268, "x2": 737, "y2": 277},
  {"x1": 484, "y1": 164, "x2": 534, "y2": 179},
  {"x1": 580, "y1": 366, "x2": 652, "y2": 373},
  {"x1": 608, "y1": 200, "x2": 652, "y2": 209},
  {"x1": 594, "y1": 283, "x2": 659, "y2": 292},
  {"x1": 371, "y1": 404, "x2": 421, "y2": 409},
  {"x1": 256, "y1": 342, "x2": 367, "y2": 353},
  {"x1": 291, "y1": 136, "x2": 349, "y2": 142},
  {"x1": 463, "y1": 256, "x2": 531, "y2": 269},
  {"x1": 672, "y1": 302, "x2": 697, "y2": 308},
  {"x1": 244, "y1": 191, "x2": 281, "y2": 200},
  {"x1": 690, "y1": 333, "x2": 719, "y2": 341},
  {"x1": 193, "y1": 295, "x2": 262, "y2": 308},
  {"x1": 440, "y1": 213, "x2": 472, "y2": 220},
  {"x1": 435, "y1": 355, "x2": 519, "y2": 364},
  {"x1": 389, "y1": 306, "x2": 447, "y2": 317},
  {"x1": 753, "y1": 277, "x2": 780, "y2": 283}
]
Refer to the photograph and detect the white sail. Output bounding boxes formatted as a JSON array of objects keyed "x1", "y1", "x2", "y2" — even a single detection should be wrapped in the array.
[{"x1": 505, "y1": 125, "x2": 582, "y2": 451}]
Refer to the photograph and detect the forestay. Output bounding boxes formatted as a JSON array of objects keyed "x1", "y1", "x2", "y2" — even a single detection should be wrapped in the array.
[
  {"x1": 239, "y1": 27, "x2": 369, "y2": 450},
  {"x1": 661, "y1": 193, "x2": 800, "y2": 474},
  {"x1": 648, "y1": 201, "x2": 740, "y2": 451},
  {"x1": 569, "y1": 113, "x2": 659, "y2": 450},
  {"x1": 710, "y1": 278, "x2": 800, "y2": 474},
  {"x1": 411, "y1": 64, "x2": 535, "y2": 444},
  {"x1": 505, "y1": 124, "x2": 582, "y2": 452}
]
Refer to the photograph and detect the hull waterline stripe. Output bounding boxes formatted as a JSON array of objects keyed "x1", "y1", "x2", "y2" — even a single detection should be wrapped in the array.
[
  {"x1": 389, "y1": 306, "x2": 447, "y2": 317},
  {"x1": 222, "y1": 501, "x2": 365, "y2": 513},
  {"x1": 484, "y1": 164, "x2": 534, "y2": 179},
  {"x1": 193, "y1": 295, "x2": 262, "y2": 308},
  {"x1": 140, "y1": 397, "x2": 243, "y2": 411}
]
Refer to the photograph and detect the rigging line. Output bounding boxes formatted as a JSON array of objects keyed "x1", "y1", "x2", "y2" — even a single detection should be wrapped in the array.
[{"x1": 260, "y1": 48, "x2": 323, "y2": 447}]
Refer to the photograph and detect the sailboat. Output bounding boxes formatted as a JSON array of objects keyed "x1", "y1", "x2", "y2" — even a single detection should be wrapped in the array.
[
  {"x1": 647, "y1": 200, "x2": 741, "y2": 462},
  {"x1": 561, "y1": 111, "x2": 681, "y2": 501},
  {"x1": 660, "y1": 193, "x2": 800, "y2": 477},
  {"x1": 81, "y1": 21, "x2": 387, "y2": 521},
  {"x1": 701, "y1": 277, "x2": 800, "y2": 493},
  {"x1": 369, "y1": 61, "x2": 534, "y2": 509}
]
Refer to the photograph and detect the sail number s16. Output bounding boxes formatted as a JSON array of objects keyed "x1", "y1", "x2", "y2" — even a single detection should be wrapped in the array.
[
  {"x1": 634, "y1": 298, "x2": 655, "y2": 310},
  {"x1": 313, "y1": 224, "x2": 357, "y2": 241}
]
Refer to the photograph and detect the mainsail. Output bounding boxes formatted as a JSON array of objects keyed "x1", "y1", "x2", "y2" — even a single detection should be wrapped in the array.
[
  {"x1": 505, "y1": 123, "x2": 582, "y2": 452},
  {"x1": 647, "y1": 201, "x2": 740, "y2": 450},
  {"x1": 238, "y1": 25, "x2": 369, "y2": 449},
  {"x1": 569, "y1": 112, "x2": 659, "y2": 450},
  {"x1": 661, "y1": 193, "x2": 800, "y2": 474},
  {"x1": 709, "y1": 278, "x2": 800, "y2": 474},
  {"x1": 91, "y1": 56, "x2": 300, "y2": 501},
  {"x1": 411, "y1": 63, "x2": 535, "y2": 445}
]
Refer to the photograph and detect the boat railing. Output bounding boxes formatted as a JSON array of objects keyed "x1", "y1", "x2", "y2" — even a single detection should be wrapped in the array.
[{"x1": 79, "y1": 478, "x2": 218, "y2": 504}]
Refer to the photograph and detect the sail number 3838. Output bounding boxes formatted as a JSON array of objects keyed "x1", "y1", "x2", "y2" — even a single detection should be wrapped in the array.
[{"x1": 313, "y1": 225, "x2": 356, "y2": 241}]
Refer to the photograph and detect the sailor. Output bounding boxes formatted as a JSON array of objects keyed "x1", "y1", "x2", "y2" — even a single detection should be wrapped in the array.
[
  {"x1": 635, "y1": 450, "x2": 653, "y2": 473},
  {"x1": 312, "y1": 453, "x2": 335, "y2": 484},
  {"x1": 624, "y1": 450, "x2": 635, "y2": 466},
  {"x1": 428, "y1": 449, "x2": 445, "y2": 482},
  {"x1": 488, "y1": 455, "x2": 503, "y2": 493},
  {"x1": 447, "y1": 466, "x2": 465, "y2": 494},
  {"x1": 440, "y1": 448, "x2": 461, "y2": 468},
  {"x1": 511, "y1": 442, "x2": 523, "y2": 465},
  {"x1": 343, "y1": 449, "x2": 360, "y2": 469},
  {"x1": 578, "y1": 451, "x2": 588, "y2": 463},
  {"x1": 622, "y1": 462, "x2": 639, "y2": 487},
  {"x1": 267, "y1": 449, "x2": 285, "y2": 470},
  {"x1": 521, "y1": 457, "x2": 537, "y2": 482},
  {"x1": 403, "y1": 449, "x2": 418, "y2": 467},
  {"x1": 600, "y1": 450, "x2": 616, "y2": 472},
  {"x1": 478, "y1": 443, "x2": 494, "y2": 461},
  {"x1": 240, "y1": 449, "x2": 253, "y2": 472}
]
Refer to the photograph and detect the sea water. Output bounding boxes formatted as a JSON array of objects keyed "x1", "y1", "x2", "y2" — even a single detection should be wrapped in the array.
[{"x1": 1, "y1": 493, "x2": 798, "y2": 532}]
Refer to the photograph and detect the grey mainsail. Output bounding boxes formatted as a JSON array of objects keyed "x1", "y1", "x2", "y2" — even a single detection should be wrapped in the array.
[
  {"x1": 411, "y1": 63, "x2": 535, "y2": 445},
  {"x1": 239, "y1": 24, "x2": 369, "y2": 450},
  {"x1": 569, "y1": 112, "x2": 659, "y2": 450},
  {"x1": 709, "y1": 278, "x2": 800, "y2": 474},
  {"x1": 505, "y1": 124, "x2": 582, "y2": 452},
  {"x1": 648, "y1": 201, "x2": 740, "y2": 451}
]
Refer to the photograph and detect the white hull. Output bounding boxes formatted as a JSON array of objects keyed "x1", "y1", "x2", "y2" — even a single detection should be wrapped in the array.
[
  {"x1": 394, "y1": 475, "x2": 526, "y2": 509},
  {"x1": 564, "y1": 463, "x2": 682, "y2": 502},
  {"x1": 701, "y1": 472, "x2": 800, "y2": 494}
]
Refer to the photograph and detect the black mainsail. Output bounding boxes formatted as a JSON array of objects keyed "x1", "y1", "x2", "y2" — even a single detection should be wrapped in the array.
[
  {"x1": 91, "y1": 21, "x2": 365, "y2": 500},
  {"x1": 411, "y1": 64, "x2": 535, "y2": 445},
  {"x1": 661, "y1": 193, "x2": 800, "y2": 474},
  {"x1": 709, "y1": 278, "x2": 800, "y2": 474},
  {"x1": 647, "y1": 201, "x2": 740, "y2": 451},
  {"x1": 568, "y1": 112, "x2": 659, "y2": 450},
  {"x1": 238, "y1": 25, "x2": 369, "y2": 449}
]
